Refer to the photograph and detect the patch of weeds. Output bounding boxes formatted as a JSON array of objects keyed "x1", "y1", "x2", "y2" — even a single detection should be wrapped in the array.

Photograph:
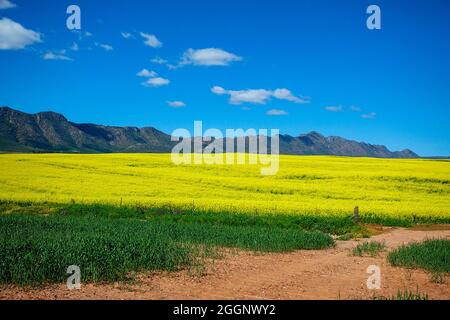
[
  {"x1": 374, "y1": 288, "x2": 428, "y2": 300},
  {"x1": 388, "y1": 239, "x2": 450, "y2": 274},
  {"x1": 353, "y1": 241, "x2": 386, "y2": 257},
  {"x1": 337, "y1": 233, "x2": 353, "y2": 241}
]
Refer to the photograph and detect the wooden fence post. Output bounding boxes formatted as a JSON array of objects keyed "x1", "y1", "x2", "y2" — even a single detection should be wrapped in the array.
[{"x1": 353, "y1": 206, "x2": 360, "y2": 223}]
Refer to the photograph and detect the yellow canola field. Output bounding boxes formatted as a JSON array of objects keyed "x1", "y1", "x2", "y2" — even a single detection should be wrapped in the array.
[{"x1": 0, "y1": 153, "x2": 449, "y2": 220}]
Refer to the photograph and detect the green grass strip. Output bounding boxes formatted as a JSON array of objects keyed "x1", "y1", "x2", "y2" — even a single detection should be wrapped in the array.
[
  {"x1": 388, "y1": 239, "x2": 450, "y2": 274},
  {"x1": 0, "y1": 214, "x2": 333, "y2": 285},
  {"x1": 352, "y1": 241, "x2": 386, "y2": 257}
]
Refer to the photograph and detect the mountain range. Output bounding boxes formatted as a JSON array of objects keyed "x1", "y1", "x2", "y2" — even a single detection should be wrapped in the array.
[{"x1": 0, "y1": 106, "x2": 418, "y2": 158}]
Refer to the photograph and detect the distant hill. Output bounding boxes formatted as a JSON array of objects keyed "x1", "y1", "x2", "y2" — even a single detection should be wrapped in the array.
[
  {"x1": 278, "y1": 131, "x2": 418, "y2": 158},
  {"x1": 0, "y1": 106, "x2": 418, "y2": 158}
]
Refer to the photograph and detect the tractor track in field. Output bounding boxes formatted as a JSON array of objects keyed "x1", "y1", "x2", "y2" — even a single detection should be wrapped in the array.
[{"x1": 1, "y1": 227, "x2": 449, "y2": 300}]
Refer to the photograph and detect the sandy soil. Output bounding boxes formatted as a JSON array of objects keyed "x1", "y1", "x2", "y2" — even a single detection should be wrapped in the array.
[{"x1": 1, "y1": 227, "x2": 449, "y2": 300}]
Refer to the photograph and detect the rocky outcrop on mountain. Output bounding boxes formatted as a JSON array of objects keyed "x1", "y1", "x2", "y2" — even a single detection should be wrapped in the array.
[{"x1": 0, "y1": 106, "x2": 173, "y2": 153}]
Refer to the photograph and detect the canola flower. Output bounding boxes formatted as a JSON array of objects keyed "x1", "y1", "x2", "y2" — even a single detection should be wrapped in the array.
[{"x1": 0, "y1": 153, "x2": 449, "y2": 221}]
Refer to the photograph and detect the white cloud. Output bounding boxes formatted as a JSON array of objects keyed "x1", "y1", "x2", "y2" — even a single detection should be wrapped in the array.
[
  {"x1": 140, "y1": 32, "x2": 162, "y2": 48},
  {"x1": 70, "y1": 42, "x2": 79, "y2": 51},
  {"x1": 181, "y1": 48, "x2": 242, "y2": 66},
  {"x1": 324, "y1": 105, "x2": 342, "y2": 112},
  {"x1": 211, "y1": 86, "x2": 227, "y2": 95},
  {"x1": 230, "y1": 89, "x2": 271, "y2": 105},
  {"x1": 72, "y1": 30, "x2": 93, "y2": 41},
  {"x1": 266, "y1": 109, "x2": 288, "y2": 116},
  {"x1": 0, "y1": 0, "x2": 16, "y2": 10},
  {"x1": 0, "y1": 18, "x2": 41, "y2": 50},
  {"x1": 136, "y1": 68, "x2": 169, "y2": 87},
  {"x1": 142, "y1": 77, "x2": 170, "y2": 87},
  {"x1": 151, "y1": 56, "x2": 168, "y2": 64},
  {"x1": 361, "y1": 112, "x2": 376, "y2": 119},
  {"x1": 350, "y1": 105, "x2": 361, "y2": 112},
  {"x1": 166, "y1": 101, "x2": 186, "y2": 108},
  {"x1": 212, "y1": 86, "x2": 271, "y2": 104},
  {"x1": 212, "y1": 86, "x2": 308, "y2": 105},
  {"x1": 96, "y1": 42, "x2": 113, "y2": 51},
  {"x1": 136, "y1": 68, "x2": 157, "y2": 77},
  {"x1": 43, "y1": 51, "x2": 73, "y2": 61},
  {"x1": 121, "y1": 32, "x2": 133, "y2": 39},
  {"x1": 273, "y1": 88, "x2": 309, "y2": 104}
]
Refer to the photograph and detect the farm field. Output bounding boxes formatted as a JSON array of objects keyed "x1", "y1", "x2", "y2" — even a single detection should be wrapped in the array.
[
  {"x1": 0, "y1": 214, "x2": 333, "y2": 285},
  {"x1": 0, "y1": 153, "x2": 449, "y2": 224},
  {"x1": 0, "y1": 153, "x2": 449, "y2": 296}
]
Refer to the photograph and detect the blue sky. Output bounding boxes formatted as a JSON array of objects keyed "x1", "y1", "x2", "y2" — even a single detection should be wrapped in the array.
[{"x1": 0, "y1": 0, "x2": 449, "y2": 156}]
